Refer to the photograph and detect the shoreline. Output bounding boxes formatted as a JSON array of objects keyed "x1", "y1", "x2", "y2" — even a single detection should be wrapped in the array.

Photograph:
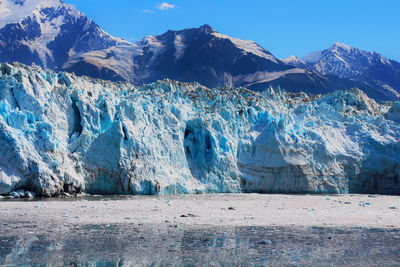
[
  {"x1": 1, "y1": 193, "x2": 400, "y2": 266},
  {"x1": 1, "y1": 193, "x2": 399, "y2": 229}
]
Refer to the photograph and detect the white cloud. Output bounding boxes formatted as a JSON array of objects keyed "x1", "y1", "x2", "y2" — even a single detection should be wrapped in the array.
[
  {"x1": 141, "y1": 9, "x2": 155, "y2": 14},
  {"x1": 157, "y1": 2, "x2": 176, "y2": 11}
]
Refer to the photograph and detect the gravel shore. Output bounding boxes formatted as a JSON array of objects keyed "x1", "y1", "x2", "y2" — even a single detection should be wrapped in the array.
[{"x1": 1, "y1": 194, "x2": 399, "y2": 228}]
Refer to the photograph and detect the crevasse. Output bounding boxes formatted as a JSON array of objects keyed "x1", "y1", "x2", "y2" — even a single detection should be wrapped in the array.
[{"x1": 0, "y1": 63, "x2": 399, "y2": 196}]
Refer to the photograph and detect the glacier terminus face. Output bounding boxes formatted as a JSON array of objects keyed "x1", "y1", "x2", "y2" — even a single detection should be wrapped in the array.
[{"x1": 0, "y1": 63, "x2": 399, "y2": 197}]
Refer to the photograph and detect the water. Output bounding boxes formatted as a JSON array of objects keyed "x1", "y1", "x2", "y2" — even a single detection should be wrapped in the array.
[{"x1": 1, "y1": 223, "x2": 399, "y2": 266}]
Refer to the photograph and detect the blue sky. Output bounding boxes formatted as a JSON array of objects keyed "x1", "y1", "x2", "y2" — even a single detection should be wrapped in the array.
[{"x1": 66, "y1": 0, "x2": 400, "y2": 61}]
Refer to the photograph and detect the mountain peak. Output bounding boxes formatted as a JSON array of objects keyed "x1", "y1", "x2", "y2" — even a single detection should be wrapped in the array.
[
  {"x1": 282, "y1": 55, "x2": 306, "y2": 67},
  {"x1": 283, "y1": 55, "x2": 302, "y2": 62},
  {"x1": 199, "y1": 24, "x2": 215, "y2": 33},
  {"x1": 0, "y1": 0, "x2": 76, "y2": 29},
  {"x1": 300, "y1": 43, "x2": 400, "y2": 100},
  {"x1": 302, "y1": 42, "x2": 354, "y2": 64},
  {"x1": 330, "y1": 42, "x2": 353, "y2": 51},
  {"x1": 0, "y1": 0, "x2": 123, "y2": 69}
]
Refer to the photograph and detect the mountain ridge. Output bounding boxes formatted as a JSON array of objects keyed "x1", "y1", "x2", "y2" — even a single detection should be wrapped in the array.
[
  {"x1": 61, "y1": 25, "x2": 390, "y2": 100},
  {"x1": 0, "y1": 0, "x2": 399, "y2": 101},
  {"x1": 61, "y1": 24, "x2": 295, "y2": 87},
  {"x1": 283, "y1": 42, "x2": 400, "y2": 99}
]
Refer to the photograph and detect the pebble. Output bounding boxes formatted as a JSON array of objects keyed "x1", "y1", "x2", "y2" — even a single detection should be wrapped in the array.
[
  {"x1": 180, "y1": 214, "x2": 198, "y2": 218},
  {"x1": 258, "y1": 239, "x2": 272, "y2": 245}
]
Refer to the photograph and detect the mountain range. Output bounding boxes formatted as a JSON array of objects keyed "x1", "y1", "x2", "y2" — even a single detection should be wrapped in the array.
[
  {"x1": 283, "y1": 42, "x2": 400, "y2": 100},
  {"x1": 1, "y1": 0, "x2": 399, "y2": 101}
]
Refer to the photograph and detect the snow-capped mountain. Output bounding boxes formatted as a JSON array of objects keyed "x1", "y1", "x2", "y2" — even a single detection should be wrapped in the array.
[
  {"x1": 0, "y1": 0, "x2": 126, "y2": 69},
  {"x1": 289, "y1": 43, "x2": 400, "y2": 100},
  {"x1": 63, "y1": 24, "x2": 294, "y2": 88},
  {"x1": 61, "y1": 25, "x2": 385, "y2": 99},
  {"x1": 282, "y1": 55, "x2": 307, "y2": 68},
  {"x1": 0, "y1": 0, "x2": 397, "y2": 101}
]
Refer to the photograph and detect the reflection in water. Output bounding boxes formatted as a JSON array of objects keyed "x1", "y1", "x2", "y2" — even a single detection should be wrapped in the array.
[{"x1": 0, "y1": 224, "x2": 399, "y2": 266}]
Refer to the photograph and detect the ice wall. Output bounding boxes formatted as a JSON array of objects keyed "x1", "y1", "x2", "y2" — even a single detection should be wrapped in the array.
[{"x1": 0, "y1": 63, "x2": 399, "y2": 196}]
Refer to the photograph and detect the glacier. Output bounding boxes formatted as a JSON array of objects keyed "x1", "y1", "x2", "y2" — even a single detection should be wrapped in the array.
[{"x1": 0, "y1": 63, "x2": 399, "y2": 197}]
